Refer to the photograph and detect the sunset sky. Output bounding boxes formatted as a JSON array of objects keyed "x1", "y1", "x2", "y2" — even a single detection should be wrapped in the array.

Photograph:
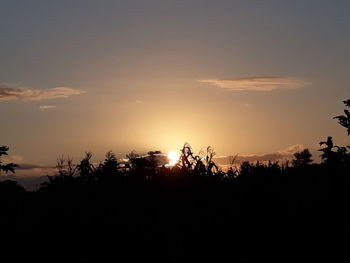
[{"x1": 1, "y1": 0, "x2": 350, "y2": 172}]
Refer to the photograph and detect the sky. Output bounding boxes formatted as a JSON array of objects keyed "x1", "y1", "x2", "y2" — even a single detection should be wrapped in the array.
[{"x1": 1, "y1": 0, "x2": 350, "y2": 174}]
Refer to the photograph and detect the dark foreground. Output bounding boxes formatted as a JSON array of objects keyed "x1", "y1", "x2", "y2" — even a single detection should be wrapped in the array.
[{"x1": 0, "y1": 162, "x2": 348, "y2": 263}]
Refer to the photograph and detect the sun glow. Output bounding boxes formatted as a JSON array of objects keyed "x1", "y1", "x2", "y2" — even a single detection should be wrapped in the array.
[{"x1": 167, "y1": 151, "x2": 180, "y2": 166}]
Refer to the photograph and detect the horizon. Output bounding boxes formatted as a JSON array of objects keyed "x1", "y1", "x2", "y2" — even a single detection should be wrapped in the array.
[
  {"x1": 1, "y1": 1, "x2": 350, "y2": 180},
  {"x1": 0, "y1": 142, "x2": 331, "y2": 190}
]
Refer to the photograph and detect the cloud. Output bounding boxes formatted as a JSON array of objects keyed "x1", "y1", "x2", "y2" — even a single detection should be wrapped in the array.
[
  {"x1": 214, "y1": 144, "x2": 307, "y2": 166},
  {"x1": 1, "y1": 154, "x2": 23, "y2": 164},
  {"x1": 0, "y1": 84, "x2": 85, "y2": 101},
  {"x1": 199, "y1": 77, "x2": 310, "y2": 91},
  {"x1": 16, "y1": 163, "x2": 46, "y2": 170},
  {"x1": 1, "y1": 166, "x2": 55, "y2": 190},
  {"x1": 39, "y1": 105, "x2": 57, "y2": 110},
  {"x1": 238, "y1": 144, "x2": 306, "y2": 162},
  {"x1": 279, "y1": 144, "x2": 306, "y2": 155},
  {"x1": 0, "y1": 162, "x2": 57, "y2": 190}
]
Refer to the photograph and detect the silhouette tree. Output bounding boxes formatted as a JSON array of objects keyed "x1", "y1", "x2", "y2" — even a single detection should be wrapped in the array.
[
  {"x1": 0, "y1": 146, "x2": 18, "y2": 174},
  {"x1": 0, "y1": 179, "x2": 25, "y2": 193},
  {"x1": 55, "y1": 154, "x2": 75, "y2": 177},
  {"x1": 319, "y1": 136, "x2": 349, "y2": 167},
  {"x1": 126, "y1": 150, "x2": 139, "y2": 169},
  {"x1": 319, "y1": 137, "x2": 336, "y2": 164},
  {"x1": 226, "y1": 154, "x2": 239, "y2": 178},
  {"x1": 292, "y1": 149, "x2": 313, "y2": 167},
  {"x1": 77, "y1": 151, "x2": 95, "y2": 180},
  {"x1": 334, "y1": 96, "x2": 350, "y2": 135},
  {"x1": 97, "y1": 151, "x2": 119, "y2": 180},
  {"x1": 239, "y1": 161, "x2": 254, "y2": 177}
]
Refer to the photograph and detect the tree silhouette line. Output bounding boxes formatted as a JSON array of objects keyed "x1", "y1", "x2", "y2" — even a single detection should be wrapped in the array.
[{"x1": 0, "y1": 96, "x2": 349, "y2": 262}]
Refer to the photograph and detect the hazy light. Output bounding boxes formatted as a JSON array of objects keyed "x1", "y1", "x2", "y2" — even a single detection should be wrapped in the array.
[{"x1": 167, "y1": 151, "x2": 180, "y2": 166}]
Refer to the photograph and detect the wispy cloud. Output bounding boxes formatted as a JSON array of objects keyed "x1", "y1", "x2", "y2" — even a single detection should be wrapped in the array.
[
  {"x1": 2, "y1": 154, "x2": 23, "y2": 164},
  {"x1": 39, "y1": 105, "x2": 57, "y2": 110},
  {"x1": 278, "y1": 144, "x2": 306, "y2": 155},
  {"x1": 237, "y1": 144, "x2": 306, "y2": 162},
  {"x1": 214, "y1": 144, "x2": 307, "y2": 165},
  {"x1": 2, "y1": 164, "x2": 56, "y2": 190},
  {"x1": 0, "y1": 84, "x2": 85, "y2": 101},
  {"x1": 199, "y1": 77, "x2": 310, "y2": 91}
]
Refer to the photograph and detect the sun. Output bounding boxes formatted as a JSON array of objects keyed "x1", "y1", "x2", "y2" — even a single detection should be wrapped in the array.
[{"x1": 167, "y1": 151, "x2": 180, "y2": 166}]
